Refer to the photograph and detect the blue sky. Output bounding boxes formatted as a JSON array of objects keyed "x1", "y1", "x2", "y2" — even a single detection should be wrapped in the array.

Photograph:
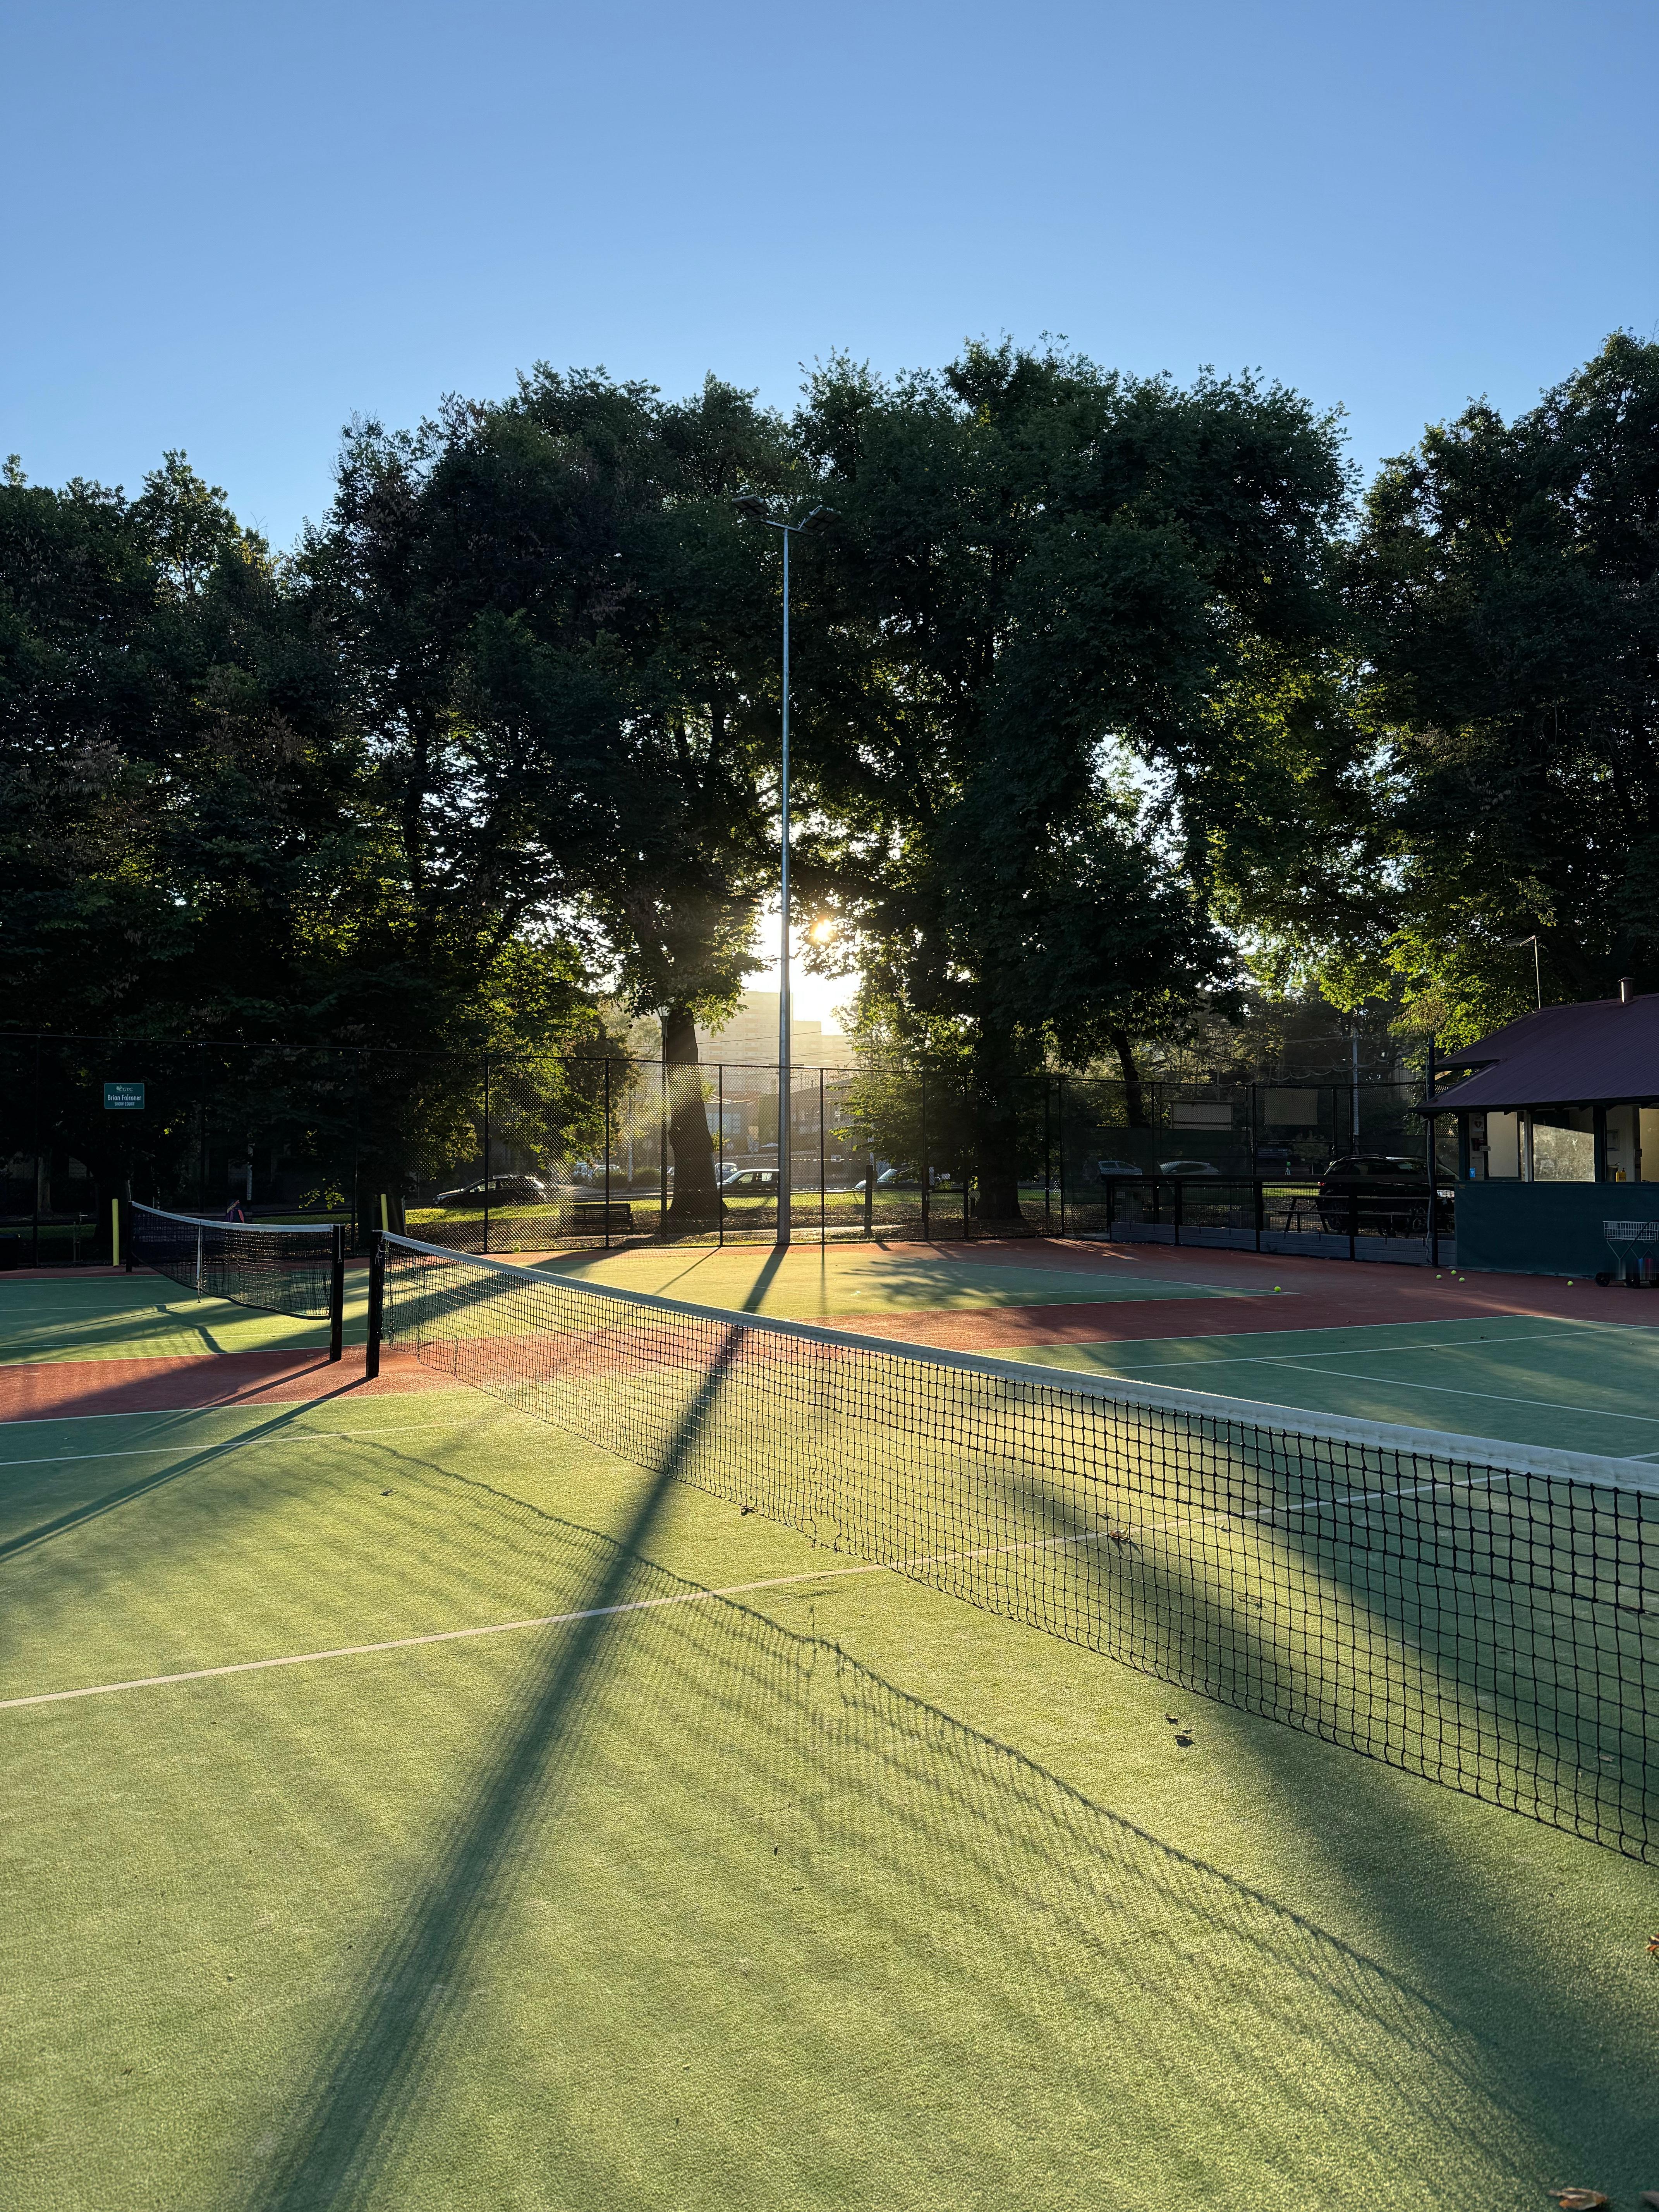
[{"x1": 3, "y1": 0, "x2": 1654, "y2": 555}]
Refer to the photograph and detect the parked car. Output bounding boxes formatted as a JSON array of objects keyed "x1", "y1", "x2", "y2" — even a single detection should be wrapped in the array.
[
  {"x1": 433, "y1": 1173, "x2": 550, "y2": 1208},
  {"x1": 1316, "y1": 1154, "x2": 1433, "y2": 1235},
  {"x1": 718, "y1": 1167, "x2": 779, "y2": 1195},
  {"x1": 853, "y1": 1167, "x2": 954, "y2": 1192},
  {"x1": 1095, "y1": 1158, "x2": 1146, "y2": 1181},
  {"x1": 1157, "y1": 1159, "x2": 1222, "y2": 1177}
]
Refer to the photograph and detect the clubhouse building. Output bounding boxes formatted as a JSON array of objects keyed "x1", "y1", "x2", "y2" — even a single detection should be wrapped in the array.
[{"x1": 1429, "y1": 983, "x2": 1659, "y2": 1276}]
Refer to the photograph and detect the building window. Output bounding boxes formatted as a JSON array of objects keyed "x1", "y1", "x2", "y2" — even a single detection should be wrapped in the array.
[
  {"x1": 1483, "y1": 1110, "x2": 1522, "y2": 1178},
  {"x1": 1606, "y1": 1103, "x2": 1638, "y2": 1182},
  {"x1": 1530, "y1": 1107, "x2": 1595, "y2": 1182}
]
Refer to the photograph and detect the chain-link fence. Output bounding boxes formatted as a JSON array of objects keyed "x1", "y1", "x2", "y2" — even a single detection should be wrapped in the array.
[{"x1": 0, "y1": 1037, "x2": 1454, "y2": 1269}]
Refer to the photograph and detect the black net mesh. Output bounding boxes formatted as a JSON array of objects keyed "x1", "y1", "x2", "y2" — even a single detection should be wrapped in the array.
[
  {"x1": 133, "y1": 1204, "x2": 340, "y2": 1321},
  {"x1": 376, "y1": 1231, "x2": 1659, "y2": 1862}
]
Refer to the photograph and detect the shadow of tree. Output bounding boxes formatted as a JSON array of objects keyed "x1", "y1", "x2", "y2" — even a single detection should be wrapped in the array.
[{"x1": 234, "y1": 1471, "x2": 1620, "y2": 2211}]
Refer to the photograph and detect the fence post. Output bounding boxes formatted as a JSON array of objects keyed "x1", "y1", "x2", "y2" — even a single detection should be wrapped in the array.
[
  {"x1": 1426, "y1": 1037, "x2": 1441, "y2": 1268},
  {"x1": 819, "y1": 1068, "x2": 827, "y2": 1246},
  {"x1": 30, "y1": 1035, "x2": 40, "y2": 1269},
  {"x1": 659, "y1": 1060, "x2": 668, "y2": 1237},
  {"x1": 603, "y1": 1059, "x2": 612, "y2": 1250},
  {"x1": 1348, "y1": 1179, "x2": 1358, "y2": 1262},
  {"x1": 920, "y1": 1075, "x2": 930, "y2": 1241},
  {"x1": 1043, "y1": 1079, "x2": 1053, "y2": 1234},
  {"x1": 482, "y1": 1051, "x2": 491, "y2": 1256},
  {"x1": 1174, "y1": 1175, "x2": 1183, "y2": 1245},
  {"x1": 864, "y1": 1144, "x2": 874, "y2": 1239},
  {"x1": 1254, "y1": 1175, "x2": 1263, "y2": 1253},
  {"x1": 718, "y1": 1065, "x2": 725, "y2": 1249},
  {"x1": 1057, "y1": 1075, "x2": 1067, "y2": 1235}
]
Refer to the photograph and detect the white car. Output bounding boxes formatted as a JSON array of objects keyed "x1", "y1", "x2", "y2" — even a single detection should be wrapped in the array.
[
  {"x1": 1157, "y1": 1158, "x2": 1222, "y2": 1177},
  {"x1": 1095, "y1": 1159, "x2": 1145, "y2": 1180}
]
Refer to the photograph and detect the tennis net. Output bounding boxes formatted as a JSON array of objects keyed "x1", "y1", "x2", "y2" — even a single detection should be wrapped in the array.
[
  {"x1": 133, "y1": 1203, "x2": 346, "y2": 1360},
  {"x1": 370, "y1": 1230, "x2": 1659, "y2": 1860}
]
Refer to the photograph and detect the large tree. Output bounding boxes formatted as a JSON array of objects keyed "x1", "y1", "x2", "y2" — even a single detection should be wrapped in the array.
[
  {"x1": 790, "y1": 342, "x2": 1352, "y2": 1220},
  {"x1": 1348, "y1": 332, "x2": 1659, "y2": 1040},
  {"x1": 303, "y1": 370, "x2": 796, "y2": 1218}
]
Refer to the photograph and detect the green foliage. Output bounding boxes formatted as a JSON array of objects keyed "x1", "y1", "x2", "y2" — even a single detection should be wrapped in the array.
[
  {"x1": 1348, "y1": 332, "x2": 1659, "y2": 1044},
  {"x1": 791, "y1": 341, "x2": 1352, "y2": 1207}
]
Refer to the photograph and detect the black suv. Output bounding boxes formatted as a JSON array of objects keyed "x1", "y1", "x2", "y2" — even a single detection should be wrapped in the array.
[{"x1": 1316, "y1": 1155, "x2": 1435, "y2": 1235}]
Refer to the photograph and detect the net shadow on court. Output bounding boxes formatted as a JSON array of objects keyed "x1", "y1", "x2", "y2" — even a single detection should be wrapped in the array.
[
  {"x1": 233, "y1": 1477, "x2": 1627, "y2": 2210},
  {"x1": 374, "y1": 1237, "x2": 1659, "y2": 1863}
]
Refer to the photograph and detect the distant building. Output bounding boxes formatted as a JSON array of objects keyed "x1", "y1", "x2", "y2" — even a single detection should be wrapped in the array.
[
  {"x1": 1427, "y1": 983, "x2": 1659, "y2": 1274},
  {"x1": 696, "y1": 992, "x2": 859, "y2": 1070}
]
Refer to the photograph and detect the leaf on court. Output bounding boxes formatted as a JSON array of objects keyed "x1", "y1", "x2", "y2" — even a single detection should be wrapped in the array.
[
  {"x1": 1551, "y1": 2190, "x2": 1607, "y2": 2209},
  {"x1": 1174, "y1": 1734, "x2": 1194, "y2": 1747}
]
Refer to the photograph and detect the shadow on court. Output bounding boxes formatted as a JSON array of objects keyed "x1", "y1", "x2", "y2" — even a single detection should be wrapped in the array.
[
  {"x1": 225, "y1": 1483, "x2": 1639, "y2": 2207},
  {"x1": 245, "y1": 1329, "x2": 749, "y2": 2212}
]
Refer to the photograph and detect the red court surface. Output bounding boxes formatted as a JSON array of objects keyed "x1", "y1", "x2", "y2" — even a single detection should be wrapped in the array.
[
  {"x1": 0, "y1": 1350, "x2": 431, "y2": 1423},
  {"x1": 6, "y1": 1241, "x2": 1656, "y2": 1424}
]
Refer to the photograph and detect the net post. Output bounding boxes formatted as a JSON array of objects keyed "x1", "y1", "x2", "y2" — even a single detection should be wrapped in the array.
[
  {"x1": 365, "y1": 1231, "x2": 384, "y2": 1379},
  {"x1": 110, "y1": 1197, "x2": 120, "y2": 1270},
  {"x1": 328, "y1": 1225, "x2": 345, "y2": 1363}
]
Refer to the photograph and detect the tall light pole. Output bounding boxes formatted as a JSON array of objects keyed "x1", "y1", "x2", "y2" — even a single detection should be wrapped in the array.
[
  {"x1": 733, "y1": 496, "x2": 835, "y2": 1248},
  {"x1": 1500, "y1": 934, "x2": 1544, "y2": 1011}
]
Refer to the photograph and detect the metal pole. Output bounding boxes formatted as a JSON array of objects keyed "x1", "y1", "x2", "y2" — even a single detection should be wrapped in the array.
[
  {"x1": 482, "y1": 1052, "x2": 491, "y2": 1256},
  {"x1": 603, "y1": 1059, "x2": 612, "y2": 1249},
  {"x1": 777, "y1": 524, "x2": 792, "y2": 1250},
  {"x1": 718, "y1": 1065, "x2": 725, "y2": 1249},
  {"x1": 365, "y1": 1230, "x2": 384, "y2": 1380},
  {"x1": 819, "y1": 1068, "x2": 826, "y2": 1245},
  {"x1": 1043, "y1": 1079, "x2": 1052, "y2": 1235},
  {"x1": 920, "y1": 1074, "x2": 930, "y2": 1241},
  {"x1": 1426, "y1": 1036, "x2": 1441, "y2": 1267},
  {"x1": 1057, "y1": 1075, "x2": 1067, "y2": 1235},
  {"x1": 328, "y1": 1224, "x2": 345, "y2": 1364},
  {"x1": 1351, "y1": 1032, "x2": 1360, "y2": 1147},
  {"x1": 30, "y1": 1035, "x2": 39, "y2": 1269},
  {"x1": 659, "y1": 1058, "x2": 668, "y2": 1237}
]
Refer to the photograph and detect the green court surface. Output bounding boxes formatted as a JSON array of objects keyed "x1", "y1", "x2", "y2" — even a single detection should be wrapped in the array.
[
  {"x1": 0, "y1": 1278, "x2": 373, "y2": 1362},
  {"x1": 536, "y1": 1239, "x2": 1255, "y2": 1315},
  {"x1": 1014, "y1": 1312, "x2": 1659, "y2": 1462},
  {"x1": 4, "y1": 1279, "x2": 1659, "y2": 2209}
]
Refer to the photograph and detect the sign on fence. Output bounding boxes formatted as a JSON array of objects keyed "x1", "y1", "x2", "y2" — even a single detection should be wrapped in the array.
[{"x1": 103, "y1": 1081, "x2": 145, "y2": 1111}]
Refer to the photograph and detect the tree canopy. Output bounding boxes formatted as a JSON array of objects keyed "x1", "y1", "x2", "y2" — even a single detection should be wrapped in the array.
[{"x1": 3, "y1": 329, "x2": 1650, "y2": 1195}]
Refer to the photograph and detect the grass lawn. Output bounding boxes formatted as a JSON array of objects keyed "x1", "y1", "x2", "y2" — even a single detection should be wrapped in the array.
[{"x1": 4, "y1": 1274, "x2": 1658, "y2": 2209}]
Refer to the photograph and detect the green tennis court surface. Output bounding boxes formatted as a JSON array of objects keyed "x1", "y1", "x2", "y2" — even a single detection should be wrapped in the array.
[
  {"x1": 538, "y1": 1239, "x2": 1259, "y2": 1314},
  {"x1": 4, "y1": 1273, "x2": 1658, "y2": 2208},
  {"x1": 1013, "y1": 1312, "x2": 1659, "y2": 1462}
]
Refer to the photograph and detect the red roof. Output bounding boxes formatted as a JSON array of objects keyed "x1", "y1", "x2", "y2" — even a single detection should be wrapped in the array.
[{"x1": 1432, "y1": 993, "x2": 1659, "y2": 1110}]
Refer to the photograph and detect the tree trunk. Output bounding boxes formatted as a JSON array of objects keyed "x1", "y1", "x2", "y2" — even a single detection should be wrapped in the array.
[
  {"x1": 661, "y1": 1004, "x2": 720, "y2": 1226},
  {"x1": 971, "y1": 1021, "x2": 1033, "y2": 1235},
  {"x1": 1110, "y1": 1028, "x2": 1150, "y2": 1128}
]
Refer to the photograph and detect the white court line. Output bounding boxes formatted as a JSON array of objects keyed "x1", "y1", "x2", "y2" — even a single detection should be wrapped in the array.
[
  {"x1": 0, "y1": 1558, "x2": 907, "y2": 1711},
  {"x1": 0, "y1": 1391, "x2": 474, "y2": 1427},
  {"x1": 0, "y1": 1451, "x2": 1554, "y2": 1718},
  {"x1": 1086, "y1": 1323, "x2": 1640, "y2": 1374},
  {"x1": 1220, "y1": 1362, "x2": 1659, "y2": 1431},
  {"x1": 0, "y1": 1422, "x2": 449, "y2": 1471}
]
